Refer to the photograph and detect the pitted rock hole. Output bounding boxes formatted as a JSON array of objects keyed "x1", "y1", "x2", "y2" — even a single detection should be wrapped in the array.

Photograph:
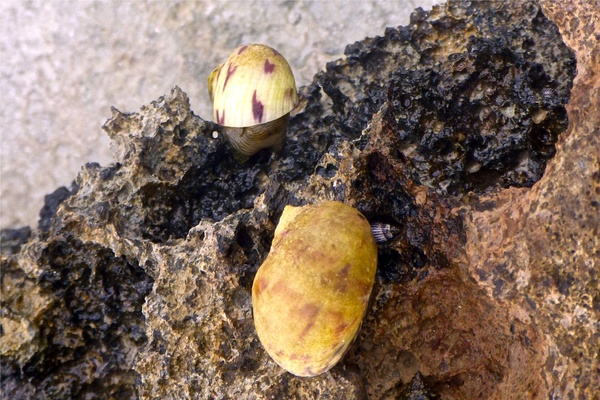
[
  {"x1": 230, "y1": 224, "x2": 275, "y2": 292},
  {"x1": 140, "y1": 164, "x2": 262, "y2": 243},
  {"x1": 376, "y1": 246, "x2": 430, "y2": 284},
  {"x1": 384, "y1": 21, "x2": 576, "y2": 195}
]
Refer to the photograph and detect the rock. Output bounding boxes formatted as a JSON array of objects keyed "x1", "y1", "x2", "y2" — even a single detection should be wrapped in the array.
[
  {"x1": 0, "y1": 227, "x2": 31, "y2": 256},
  {"x1": 1, "y1": 0, "x2": 597, "y2": 398},
  {"x1": 398, "y1": 372, "x2": 439, "y2": 400}
]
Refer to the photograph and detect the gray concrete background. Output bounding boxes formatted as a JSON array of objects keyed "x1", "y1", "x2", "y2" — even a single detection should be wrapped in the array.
[{"x1": 0, "y1": 0, "x2": 438, "y2": 229}]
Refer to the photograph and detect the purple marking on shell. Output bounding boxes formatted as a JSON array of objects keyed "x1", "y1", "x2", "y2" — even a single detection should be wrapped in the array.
[
  {"x1": 223, "y1": 63, "x2": 237, "y2": 91},
  {"x1": 252, "y1": 91, "x2": 264, "y2": 123},
  {"x1": 216, "y1": 109, "x2": 225, "y2": 125},
  {"x1": 238, "y1": 45, "x2": 248, "y2": 54},
  {"x1": 298, "y1": 303, "x2": 320, "y2": 339},
  {"x1": 264, "y1": 59, "x2": 275, "y2": 74}
]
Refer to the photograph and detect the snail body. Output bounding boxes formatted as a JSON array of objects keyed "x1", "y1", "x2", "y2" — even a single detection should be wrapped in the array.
[
  {"x1": 208, "y1": 44, "x2": 298, "y2": 156},
  {"x1": 252, "y1": 201, "x2": 377, "y2": 377}
]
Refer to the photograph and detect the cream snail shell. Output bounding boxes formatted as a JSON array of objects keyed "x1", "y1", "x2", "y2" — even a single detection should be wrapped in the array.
[{"x1": 208, "y1": 44, "x2": 299, "y2": 157}]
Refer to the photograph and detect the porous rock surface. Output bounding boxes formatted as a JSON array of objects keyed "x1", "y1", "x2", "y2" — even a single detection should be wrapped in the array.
[{"x1": 1, "y1": 1, "x2": 598, "y2": 399}]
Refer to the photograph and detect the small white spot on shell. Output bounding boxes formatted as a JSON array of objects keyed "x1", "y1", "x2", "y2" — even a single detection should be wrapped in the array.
[{"x1": 212, "y1": 131, "x2": 219, "y2": 139}]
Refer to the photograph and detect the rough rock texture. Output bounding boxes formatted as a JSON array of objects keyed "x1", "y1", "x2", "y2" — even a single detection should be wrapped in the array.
[{"x1": 1, "y1": 0, "x2": 598, "y2": 399}]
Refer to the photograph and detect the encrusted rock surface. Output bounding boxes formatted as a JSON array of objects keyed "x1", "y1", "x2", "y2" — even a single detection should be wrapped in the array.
[{"x1": 1, "y1": 0, "x2": 597, "y2": 399}]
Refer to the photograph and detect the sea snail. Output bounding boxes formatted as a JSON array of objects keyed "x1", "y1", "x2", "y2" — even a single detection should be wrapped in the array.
[
  {"x1": 252, "y1": 201, "x2": 377, "y2": 377},
  {"x1": 208, "y1": 44, "x2": 299, "y2": 157},
  {"x1": 371, "y1": 222, "x2": 399, "y2": 244}
]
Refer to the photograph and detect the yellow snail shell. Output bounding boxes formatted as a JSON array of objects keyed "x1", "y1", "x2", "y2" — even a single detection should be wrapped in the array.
[
  {"x1": 252, "y1": 201, "x2": 377, "y2": 377},
  {"x1": 208, "y1": 44, "x2": 298, "y2": 156}
]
